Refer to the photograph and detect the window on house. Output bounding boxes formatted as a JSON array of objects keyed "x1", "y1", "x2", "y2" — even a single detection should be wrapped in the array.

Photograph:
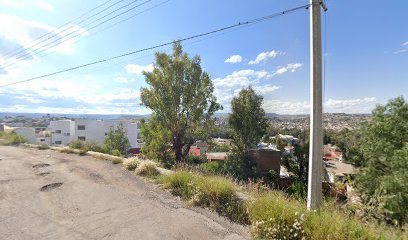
[
  {"x1": 55, "y1": 141, "x2": 62, "y2": 144},
  {"x1": 64, "y1": 133, "x2": 70, "y2": 136},
  {"x1": 78, "y1": 136, "x2": 86, "y2": 141},
  {"x1": 40, "y1": 139, "x2": 45, "y2": 142},
  {"x1": 77, "y1": 125, "x2": 86, "y2": 130},
  {"x1": 55, "y1": 130, "x2": 61, "y2": 134}
]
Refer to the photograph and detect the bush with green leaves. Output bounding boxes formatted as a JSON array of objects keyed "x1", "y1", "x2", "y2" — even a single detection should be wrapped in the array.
[
  {"x1": 286, "y1": 181, "x2": 308, "y2": 200},
  {"x1": 157, "y1": 171, "x2": 248, "y2": 223},
  {"x1": 356, "y1": 96, "x2": 408, "y2": 225},
  {"x1": 199, "y1": 161, "x2": 223, "y2": 174},
  {"x1": 68, "y1": 140, "x2": 104, "y2": 153},
  {"x1": 185, "y1": 155, "x2": 207, "y2": 165},
  {"x1": 0, "y1": 132, "x2": 26, "y2": 145},
  {"x1": 103, "y1": 123, "x2": 130, "y2": 156}
]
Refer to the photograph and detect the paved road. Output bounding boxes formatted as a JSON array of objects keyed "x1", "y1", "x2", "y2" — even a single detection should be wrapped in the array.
[{"x1": 0, "y1": 145, "x2": 248, "y2": 240}]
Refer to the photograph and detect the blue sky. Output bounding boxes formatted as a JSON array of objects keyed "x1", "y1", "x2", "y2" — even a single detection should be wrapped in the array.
[{"x1": 0, "y1": 0, "x2": 407, "y2": 115}]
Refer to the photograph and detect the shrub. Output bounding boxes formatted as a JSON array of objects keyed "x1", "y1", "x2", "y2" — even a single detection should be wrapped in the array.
[
  {"x1": 37, "y1": 144, "x2": 50, "y2": 150},
  {"x1": 286, "y1": 181, "x2": 308, "y2": 200},
  {"x1": 157, "y1": 171, "x2": 195, "y2": 200},
  {"x1": 249, "y1": 191, "x2": 307, "y2": 240},
  {"x1": 185, "y1": 155, "x2": 207, "y2": 165},
  {"x1": 200, "y1": 161, "x2": 223, "y2": 174},
  {"x1": 123, "y1": 158, "x2": 139, "y2": 171},
  {"x1": 112, "y1": 159, "x2": 123, "y2": 164},
  {"x1": 157, "y1": 171, "x2": 248, "y2": 223},
  {"x1": 68, "y1": 140, "x2": 104, "y2": 153},
  {"x1": 0, "y1": 132, "x2": 26, "y2": 145},
  {"x1": 135, "y1": 161, "x2": 160, "y2": 178},
  {"x1": 249, "y1": 192, "x2": 401, "y2": 240},
  {"x1": 68, "y1": 140, "x2": 85, "y2": 150},
  {"x1": 192, "y1": 175, "x2": 248, "y2": 223},
  {"x1": 59, "y1": 147, "x2": 76, "y2": 154},
  {"x1": 111, "y1": 149, "x2": 122, "y2": 157},
  {"x1": 84, "y1": 141, "x2": 104, "y2": 153}
]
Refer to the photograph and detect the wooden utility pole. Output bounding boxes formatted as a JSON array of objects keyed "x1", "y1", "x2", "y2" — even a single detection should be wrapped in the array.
[{"x1": 307, "y1": 0, "x2": 327, "y2": 210}]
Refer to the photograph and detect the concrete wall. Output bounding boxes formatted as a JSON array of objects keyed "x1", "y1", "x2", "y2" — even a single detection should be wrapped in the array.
[
  {"x1": 49, "y1": 119, "x2": 140, "y2": 148},
  {"x1": 249, "y1": 149, "x2": 281, "y2": 176},
  {"x1": 49, "y1": 120, "x2": 75, "y2": 145},
  {"x1": 13, "y1": 127, "x2": 36, "y2": 144}
]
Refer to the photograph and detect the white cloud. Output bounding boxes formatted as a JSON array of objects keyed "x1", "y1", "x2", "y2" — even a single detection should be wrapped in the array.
[
  {"x1": 263, "y1": 100, "x2": 310, "y2": 114},
  {"x1": 224, "y1": 55, "x2": 242, "y2": 64},
  {"x1": 213, "y1": 69, "x2": 281, "y2": 109},
  {"x1": 274, "y1": 63, "x2": 303, "y2": 75},
  {"x1": 0, "y1": 13, "x2": 88, "y2": 66},
  {"x1": 248, "y1": 50, "x2": 281, "y2": 65},
  {"x1": 113, "y1": 77, "x2": 128, "y2": 83},
  {"x1": 125, "y1": 63, "x2": 153, "y2": 75},
  {"x1": 262, "y1": 97, "x2": 377, "y2": 114},
  {"x1": 325, "y1": 97, "x2": 377, "y2": 110},
  {"x1": 403, "y1": 41, "x2": 408, "y2": 46}
]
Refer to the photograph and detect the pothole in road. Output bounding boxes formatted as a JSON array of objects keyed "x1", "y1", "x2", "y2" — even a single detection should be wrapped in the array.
[
  {"x1": 33, "y1": 163, "x2": 50, "y2": 169},
  {"x1": 40, "y1": 182, "x2": 63, "y2": 192},
  {"x1": 37, "y1": 172, "x2": 50, "y2": 176}
]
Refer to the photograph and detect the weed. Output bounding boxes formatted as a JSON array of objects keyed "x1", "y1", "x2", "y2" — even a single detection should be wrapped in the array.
[
  {"x1": 123, "y1": 158, "x2": 139, "y2": 171},
  {"x1": 135, "y1": 161, "x2": 160, "y2": 178},
  {"x1": 112, "y1": 159, "x2": 123, "y2": 164}
]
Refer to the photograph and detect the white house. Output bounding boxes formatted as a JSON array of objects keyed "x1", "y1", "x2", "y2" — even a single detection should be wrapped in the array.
[
  {"x1": 49, "y1": 119, "x2": 141, "y2": 148},
  {"x1": 49, "y1": 120, "x2": 75, "y2": 145}
]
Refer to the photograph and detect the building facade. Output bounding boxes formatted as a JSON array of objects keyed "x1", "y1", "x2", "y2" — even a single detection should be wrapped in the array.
[{"x1": 49, "y1": 119, "x2": 141, "y2": 148}]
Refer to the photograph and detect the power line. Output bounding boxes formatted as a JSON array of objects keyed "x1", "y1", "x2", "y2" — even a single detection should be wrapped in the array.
[
  {"x1": 0, "y1": 0, "x2": 118, "y2": 60},
  {"x1": 3, "y1": 0, "x2": 171, "y2": 72},
  {"x1": 0, "y1": 3, "x2": 311, "y2": 88},
  {"x1": 2, "y1": 0, "x2": 152, "y2": 68}
]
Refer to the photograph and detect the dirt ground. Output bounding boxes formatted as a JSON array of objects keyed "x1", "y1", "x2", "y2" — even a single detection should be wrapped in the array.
[{"x1": 0, "y1": 145, "x2": 248, "y2": 240}]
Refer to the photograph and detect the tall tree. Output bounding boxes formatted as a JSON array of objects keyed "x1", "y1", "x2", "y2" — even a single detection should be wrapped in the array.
[
  {"x1": 229, "y1": 86, "x2": 268, "y2": 151},
  {"x1": 356, "y1": 96, "x2": 408, "y2": 225},
  {"x1": 140, "y1": 42, "x2": 222, "y2": 162},
  {"x1": 224, "y1": 87, "x2": 267, "y2": 179}
]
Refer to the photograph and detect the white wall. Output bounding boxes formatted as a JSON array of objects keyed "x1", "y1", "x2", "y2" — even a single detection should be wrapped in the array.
[
  {"x1": 13, "y1": 127, "x2": 36, "y2": 144},
  {"x1": 49, "y1": 120, "x2": 74, "y2": 145},
  {"x1": 49, "y1": 119, "x2": 141, "y2": 149}
]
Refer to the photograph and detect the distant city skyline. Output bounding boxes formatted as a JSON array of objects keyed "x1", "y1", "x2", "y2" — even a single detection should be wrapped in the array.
[{"x1": 0, "y1": 0, "x2": 407, "y2": 115}]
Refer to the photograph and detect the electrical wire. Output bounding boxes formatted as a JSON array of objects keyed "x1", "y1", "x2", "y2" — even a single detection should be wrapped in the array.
[
  {"x1": 2, "y1": 0, "x2": 152, "y2": 68},
  {"x1": 0, "y1": 3, "x2": 311, "y2": 88},
  {"x1": 0, "y1": 0, "x2": 119, "y2": 60},
  {"x1": 3, "y1": 0, "x2": 171, "y2": 73}
]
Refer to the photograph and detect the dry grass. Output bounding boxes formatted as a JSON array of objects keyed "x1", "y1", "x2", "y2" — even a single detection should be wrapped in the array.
[
  {"x1": 135, "y1": 161, "x2": 160, "y2": 178},
  {"x1": 123, "y1": 157, "x2": 140, "y2": 171}
]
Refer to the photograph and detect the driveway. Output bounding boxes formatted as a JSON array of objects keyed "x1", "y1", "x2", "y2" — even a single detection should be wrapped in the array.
[{"x1": 0, "y1": 145, "x2": 248, "y2": 240}]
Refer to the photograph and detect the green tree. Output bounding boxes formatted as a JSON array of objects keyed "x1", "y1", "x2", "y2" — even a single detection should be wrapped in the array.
[
  {"x1": 140, "y1": 42, "x2": 222, "y2": 163},
  {"x1": 225, "y1": 87, "x2": 268, "y2": 179},
  {"x1": 103, "y1": 123, "x2": 130, "y2": 156},
  {"x1": 356, "y1": 96, "x2": 408, "y2": 225},
  {"x1": 140, "y1": 116, "x2": 175, "y2": 167},
  {"x1": 228, "y1": 86, "x2": 268, "y2": 151}
]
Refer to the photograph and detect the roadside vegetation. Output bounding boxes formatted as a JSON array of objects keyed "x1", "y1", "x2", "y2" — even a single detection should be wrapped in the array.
[
  {"x1": 0, "y1": 132, "x2": 26, "y2": 145},
  {"x1": 156, "y1": 170, "x2": 406, "y2": 239}
]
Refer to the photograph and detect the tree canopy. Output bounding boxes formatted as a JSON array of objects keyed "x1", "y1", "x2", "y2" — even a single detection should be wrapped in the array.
[
  {"x1": 228, "y1": 86, "x2": 268, "y2": 151},
  {"x1": 356, "y1": 96, "x2": 408, "y2": 225},
  {"x1": 140, "y1": 42, "x2": 222, "y2": 162}
]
